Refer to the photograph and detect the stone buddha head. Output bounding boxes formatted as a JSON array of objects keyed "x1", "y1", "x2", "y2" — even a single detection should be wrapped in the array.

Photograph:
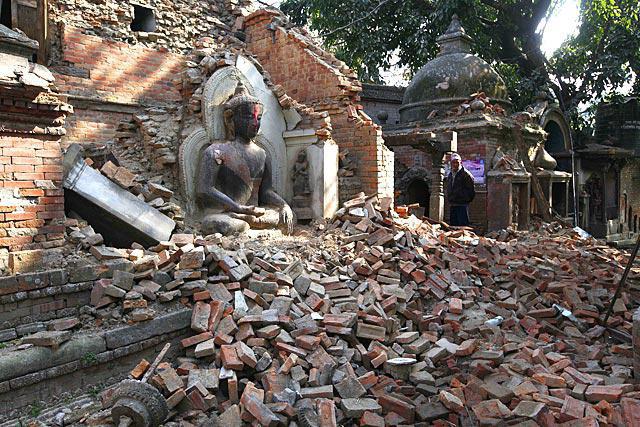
[{"x1": 223, "y1": 81, "x2": 263, "y2": 141}]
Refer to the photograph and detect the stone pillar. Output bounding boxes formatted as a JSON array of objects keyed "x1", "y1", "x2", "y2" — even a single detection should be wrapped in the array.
[
  {"x1": 307, "y1": 141, "x2": 339, "y2": 219},
  {"x1": 634, "y1": 307, "x2": 640, "y2": 383},
  {"x1": 429, "y1": 153, "x2": 446, "y2": 221}
]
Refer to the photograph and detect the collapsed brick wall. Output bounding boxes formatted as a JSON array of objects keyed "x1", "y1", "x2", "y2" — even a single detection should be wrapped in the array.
[
  {"x1": 48, "y1": 0, "x2": 252, "y2": 54},
  {"x1": 46, "y1": 0, "x2": 264, "y2": 150},
  {"x1": 244, "y1": 10, "x2": 395, "y2": 202}
]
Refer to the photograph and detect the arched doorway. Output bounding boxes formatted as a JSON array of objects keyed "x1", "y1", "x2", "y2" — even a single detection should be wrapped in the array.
[
  {"x1": 405, "y1": 179, "x2": 430, "y2": 209},
  {"x1": 396, "y1": 167, "x2": 431, "y2": 215}
]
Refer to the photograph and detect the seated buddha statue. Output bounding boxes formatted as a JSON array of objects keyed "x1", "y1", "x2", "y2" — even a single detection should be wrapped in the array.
[{"x1": 195, "y1": 81, "x2": 293, "y2": 235}]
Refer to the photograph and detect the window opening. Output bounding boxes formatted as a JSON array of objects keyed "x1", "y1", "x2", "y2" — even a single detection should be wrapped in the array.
[{"x1": 130, "y1": 4, "x2": 156, "y2": 32}]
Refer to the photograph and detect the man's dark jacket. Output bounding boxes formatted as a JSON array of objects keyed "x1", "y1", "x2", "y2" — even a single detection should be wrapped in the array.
[{"x1": 446, "y1": 166, "x2": 476, "y2": 205}]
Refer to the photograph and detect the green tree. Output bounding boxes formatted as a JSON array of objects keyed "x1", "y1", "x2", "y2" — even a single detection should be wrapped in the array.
[
  {"x1": 281, "y1": 0, "x2": 640, "y2": 128},
  {"x1": 550, "y1": 0, "x2": 640, "y2": 128}
]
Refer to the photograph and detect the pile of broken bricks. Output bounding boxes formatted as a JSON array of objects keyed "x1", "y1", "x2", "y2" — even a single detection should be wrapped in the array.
[{"x1": 74, "y1": 192, "x2": 640, "y2": 426}]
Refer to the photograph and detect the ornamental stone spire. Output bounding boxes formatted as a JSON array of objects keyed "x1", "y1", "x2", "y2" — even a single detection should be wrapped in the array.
[{"x1": 436, "y1": 14, "x2": 473, "y2": 56}]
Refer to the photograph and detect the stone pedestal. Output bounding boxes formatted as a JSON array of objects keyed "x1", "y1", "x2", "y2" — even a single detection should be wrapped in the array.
[
  {"x1": 487, "y1": 173, "x2": 513, "y2": 231},
  {"x1": 486, "y1": 171, "x2": 531, "y2": 231}
]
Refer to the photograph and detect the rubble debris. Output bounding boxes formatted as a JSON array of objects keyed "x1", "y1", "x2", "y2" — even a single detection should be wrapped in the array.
[
  {"x1": 447, "y1": 91, "x2": 506, "y2": 117},
  {"x1": 68, "y1": 191, "x2": 640, "y2": 426}
]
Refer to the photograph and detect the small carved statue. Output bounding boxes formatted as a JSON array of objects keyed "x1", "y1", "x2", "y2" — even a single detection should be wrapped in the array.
[
  {"x1": 292, "y1": 149, "x2": 310, "y2": 196},
  {"x1": 195, "y1": 81, "x2": 294, "y2": 235},
  {"x1": 585, "y1": 175, "x2": 603, "y2": 221}
]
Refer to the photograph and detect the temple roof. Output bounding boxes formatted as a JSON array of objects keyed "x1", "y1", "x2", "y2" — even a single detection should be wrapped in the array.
[{"x1": 399, "y1": 15, "x2": 510, "y2": 123}]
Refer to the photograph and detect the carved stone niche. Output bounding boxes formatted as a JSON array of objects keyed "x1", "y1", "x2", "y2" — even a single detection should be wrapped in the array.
[
  {"x1": 179, "y1": 55, "x2": 339, "y2": 223},
  {"x1": 284, "y1": 128, "x2": 339, "y2": 221}
]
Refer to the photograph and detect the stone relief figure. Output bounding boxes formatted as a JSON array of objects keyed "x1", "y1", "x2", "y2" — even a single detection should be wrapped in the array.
[
  {"x1": 585, "y1": 175, "x2": 603, "y2": 222},
  {"x1": 292, "y1": 149, "x2": 310, "y2": 196},
  {"x1": 195, "y1": 81, "x2": 294, "y2": 235},
  {"x1": 512, "y1": 189, "x2": 520, "y2": 225}
]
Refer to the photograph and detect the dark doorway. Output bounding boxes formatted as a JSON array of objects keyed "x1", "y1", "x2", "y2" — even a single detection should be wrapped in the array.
[
  {"x1": 130, "y1": 4, "x2": 156, "y2": 32},
  {"x1": 405, "y1": 179, "x2": 430, "y2": 210},
  {"x1": 544, "y1": 121, "x2": 565, "y2": 154},
  {"x1": 1, "y1": 0, "x2": 12, "y2": 28}
]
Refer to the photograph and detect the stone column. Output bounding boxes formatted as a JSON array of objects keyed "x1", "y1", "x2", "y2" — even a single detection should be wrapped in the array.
[
  {"x1": 429, "y1": 152, "x2": 446, "y2": 221},
  {"x1": 634, "y1": 307, "x2": 640, "y2": 383}
]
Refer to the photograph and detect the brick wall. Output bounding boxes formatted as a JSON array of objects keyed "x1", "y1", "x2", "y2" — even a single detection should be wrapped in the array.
[
  {"x1": 48, "y1": 0, "x2": 251, "y2": 54},
  {"x1": 394, "y1": 146, "x2": 430, "y2": 170},
  {"x1": 0, "y1": 64, "x2": 71, "y2": 258},
  {"x1": 51, "y1": 26, "x2": 184, "y2": 146},
  {"x1": 244, "y1": 10, "x2": 394, "y2": 201},
  {"x1": 54, "y1": 26, "x2": 183, "y2": 105},
  {"x1": 0, "y1": 135, "x2": 66, "y2": 252},
  {"x1": 62, "y1": 108, "x2": 132, "y2": 147}
]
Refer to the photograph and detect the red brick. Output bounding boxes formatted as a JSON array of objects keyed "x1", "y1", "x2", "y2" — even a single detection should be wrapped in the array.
[
  {"x1": 38, "y1": 196, "x2": 64, "y2": 204},
  {"x1": 35, "y1": 149, "x2": 62, "y2": 158},
  {"x1": 378, "y1": 394, "x2": 415, "y2": 423},
  {"x1": 19, "y1": 189, "x2": 45, "y2": 197},
  {"x1": 0, "y1": 236, "x2": 33, "y2": 247},
  {"x1": 621, "y1": 398, "x2": 640, "y2": 426},
  {"x1": 3, "y1": 147, "x2": 35, "y2": 157},
  {"x1": 220, "y1": 345, "x2": 244, "y2": 370},
  {"x1": 37, "y1": 211, "x2": 64, "y2": 219},
  {"x1": 449, "y1": 298, "x2": 463, "y2": 314},
  {"x1": 5, "y1": 212, "x2": 36, "y2": 221},
  {"x1": 44, "y1": 172, "x2": 63, "y2": 180},
  {"x1": 11, "y1": 157, "x2": 42, "y2": 165},
  {"x1": 3, "y1": 180, "x2": 35, "y2": 188},
  {"x1": 13, "y1": 219, "x2": 45, "y2": 228},
  {"x1": 14, "y1": 139, "x2": 44, "y2": 149},
  {"x1": 14, "y1": 173, "x2": 45, "y2": 181},
  {"x1": 180, "y1": 331, "x2": 213, "y2": 348},
  {"x1": 559, "y1": 395, "x2": 586, "y2": 422},
  {"x1": 23, "y1": 205, "x2": 45, "y2": 213},
  {"x1": 45, "y1": 203, "x2": 64, "y2": 211},
  {"x1": 5, "y1": 165, "x2": 34, "y2": 173},
  {"x1": 35, "y1": 165, "x2": 63, "y2": 173},
  {"x1": 585, "y1": 385, "x2": 625, "y2": 402}
]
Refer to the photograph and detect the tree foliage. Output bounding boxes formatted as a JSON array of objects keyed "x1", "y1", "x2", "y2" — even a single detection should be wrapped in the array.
[
  {"x1": 280, "y1": 0, "x2": 640, "y2": 129},
  {"x1": 551, "y1": 0, "x2": 640, "y2": 127}
]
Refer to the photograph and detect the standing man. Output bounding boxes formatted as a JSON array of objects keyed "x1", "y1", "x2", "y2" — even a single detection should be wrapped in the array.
[{"x1": 446, "y1": 153, "x2": 475, "y2": 226}]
